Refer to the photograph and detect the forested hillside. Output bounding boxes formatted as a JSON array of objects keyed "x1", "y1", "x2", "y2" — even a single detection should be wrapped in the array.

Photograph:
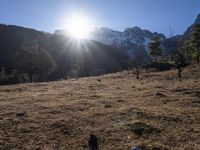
[{"x1": 0, "y1": 24, "x2": 128, "y2": 84}]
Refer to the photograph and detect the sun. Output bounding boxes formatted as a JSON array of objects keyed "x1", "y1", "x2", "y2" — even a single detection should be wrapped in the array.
[{"x1": 67, "y1": 15, "x2": 92, "y2": 39}]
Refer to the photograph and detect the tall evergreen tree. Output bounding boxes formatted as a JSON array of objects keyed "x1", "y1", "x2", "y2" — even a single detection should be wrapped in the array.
[
  {"x1": 148, "y1": 37, "x2": 163, "y2": 63},
  {"x1": 182, "y1": 25, "x2": 200, "y2": 64},
  {"x1": 190, "y1": 24, "x2": 200, "y2": 63}
]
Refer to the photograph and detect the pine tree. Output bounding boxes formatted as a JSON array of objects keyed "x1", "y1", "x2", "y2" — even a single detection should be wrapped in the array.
[
  {"x1": 190, "y1": 24, "x2": 200, "y2": 63},
  {"x1": 148, "y1": 37, "x2": 163, "y2": 63},
  {"x1": 182, "y1": 25, "x2": 200, "y2": 64}
]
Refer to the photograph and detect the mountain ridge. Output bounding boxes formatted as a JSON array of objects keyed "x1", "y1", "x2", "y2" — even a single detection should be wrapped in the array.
[
  {"x1": 0, "y1": 24, "x2": 128, "y2": 82},
  {"x1": 0, "y1": 13, "x2": 199, "y2": 83},
  {"x1": 55, "y1": 26, "x2": 166, "y2": 53},
  {"x1": 55, "y1": 13, "x2": 200, "y2": 57}
]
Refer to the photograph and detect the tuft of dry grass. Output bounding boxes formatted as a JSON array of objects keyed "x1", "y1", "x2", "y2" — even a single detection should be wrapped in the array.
[{"x1": 0, "y1": 65, "x2": 200, "y2": 149}]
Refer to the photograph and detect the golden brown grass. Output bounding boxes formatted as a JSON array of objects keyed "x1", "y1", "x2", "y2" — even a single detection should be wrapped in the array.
[{"x1": 0, "y1": 65, "x2": 200, "y2": 150}]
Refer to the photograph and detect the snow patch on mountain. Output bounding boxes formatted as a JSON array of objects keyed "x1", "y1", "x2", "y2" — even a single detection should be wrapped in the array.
[
  {"x1": 90, "y1": 27, "x2": 165, "y2": 53},
  {"x1": 54, "y1": 26, "x2": 166, "y2": 59},
  {"x1": 91, "y1": 28, "x2": 124, "y2": 46},
  {"x1": 143, "y1": 37, "x2": 151, "y2": 51}
]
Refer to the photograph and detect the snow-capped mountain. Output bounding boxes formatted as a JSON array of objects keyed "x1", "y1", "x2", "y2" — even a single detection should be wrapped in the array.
[
  {"x1": 55, "y1": 26, "x2": 166, "y2": 60},
  {"x1": 54, "y1": 13, "x2": 200, "y2": 59},
  {"x1": 89, "y1": 27, "x2": 166, "y2": 62},
  {"x1": 90, "y1": 27, "x2": 165, "y2": 52}
]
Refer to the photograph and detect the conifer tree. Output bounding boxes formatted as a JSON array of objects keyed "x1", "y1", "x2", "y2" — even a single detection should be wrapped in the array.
[
  {"x1": 148, "y1": 37, "x2": 163, "y2": 63},
  {"x1": 190, "y1": 24, "x2": 200, "y2": 63}
]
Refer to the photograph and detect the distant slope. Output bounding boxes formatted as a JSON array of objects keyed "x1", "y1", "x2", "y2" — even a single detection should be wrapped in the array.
[
  {"x1": 91, "y1": 27, "x2": 166, "y2": 51},
  {"x1": 56, "y1": 27, "x2": 166, "y2": 61},
  {"x1": 0, "y1": 24, "x2": 128, "y2": 80},
  {"x1": 0, "y1": 24, "x2": 47, "y2": 71}
]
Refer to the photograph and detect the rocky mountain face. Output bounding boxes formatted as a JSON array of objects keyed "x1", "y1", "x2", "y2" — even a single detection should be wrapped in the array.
[
  {"x1": 90, "y1": 27, "x2": 166, "y2": 51},
  {"x1": 92, "y1": 14, "x2": 200, "y2": 57},
  {"x1": 55, "y1": 14, "x2": 200, "y2": 59},
  {"x1": 55, "y1": 27, "x2": 166, "y2": 56},
  {"x1": 90, "y1": 13, "x2": 200, "y2": 57},
  {"x1": 55, "y1": 27, "x2": 166, "y2": 62}
]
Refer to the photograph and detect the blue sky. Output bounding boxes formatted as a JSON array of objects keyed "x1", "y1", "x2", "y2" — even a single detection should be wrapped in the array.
[{"x1": 0, "y1": 0, "x2": 200, "y2": 36}]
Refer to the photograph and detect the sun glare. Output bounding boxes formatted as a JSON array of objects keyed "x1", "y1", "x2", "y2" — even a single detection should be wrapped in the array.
[{"x1": 67, "y1": 15, "x2": 92, "y2": 39}]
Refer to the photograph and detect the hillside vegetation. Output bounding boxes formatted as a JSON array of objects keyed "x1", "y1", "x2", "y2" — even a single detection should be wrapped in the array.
[
  {"x1": 0, "y1": 65, "x2": 199, "y2": 150},
  {"x1": 0, "y1": 13, "x2": 200, "y2": 84}
]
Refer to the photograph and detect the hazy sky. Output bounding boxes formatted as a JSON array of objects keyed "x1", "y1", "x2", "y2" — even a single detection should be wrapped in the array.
[{"x1": 0, "y1": 0, "x2": 200, "y2": 36}]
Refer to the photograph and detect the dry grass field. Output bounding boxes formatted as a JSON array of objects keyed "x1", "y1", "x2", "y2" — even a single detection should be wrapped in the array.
[{"x1": 0, "y1": 65, "x2": 200, "y2": 150}]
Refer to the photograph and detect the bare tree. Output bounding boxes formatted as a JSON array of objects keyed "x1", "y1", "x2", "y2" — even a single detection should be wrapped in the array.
[{"x1": 130, "y1": 48, "x2": 149, "y2": 79}]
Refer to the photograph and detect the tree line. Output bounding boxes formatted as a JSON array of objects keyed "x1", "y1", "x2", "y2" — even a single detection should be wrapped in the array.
[{"x1": 130, "y1": 24, "x2": 200, "y2": 79}]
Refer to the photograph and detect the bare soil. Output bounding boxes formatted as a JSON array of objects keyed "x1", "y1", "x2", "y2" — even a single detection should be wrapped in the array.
[{"x1": 0, "y1": 65, "x2": 200, "y2": 150}]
